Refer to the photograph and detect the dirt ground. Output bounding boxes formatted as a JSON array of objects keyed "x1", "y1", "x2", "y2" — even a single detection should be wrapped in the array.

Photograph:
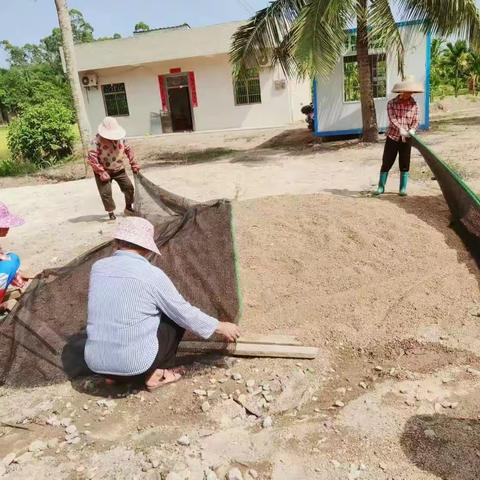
[{"x1": 1, "y1": 97, "x2": 480, "y2": 479}]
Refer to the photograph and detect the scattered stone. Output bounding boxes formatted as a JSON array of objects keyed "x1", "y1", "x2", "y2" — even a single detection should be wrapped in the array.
[
  {"x1": 2, "y1": 453, "x2": 15, "y2": 466},
  {"x1": 374, "y1": 366, "x2": 383, "y2": 372},
  {"x1": 46, "y1": 416, "x2": 61, "y2": 427},
  {"x1": 60, "y1": 417, "x2": 72, "y2": 427},
  {"x1": 205, "y1": 470, "x2": 219, "y2": 480},
  {"x1": 65, "y1": 402, "x2": 72, "y2": 409},
  {"x1": 201, "y1": 401, "x2": 211, "y2": 413},
  {"x1": 28, "y1": 440, "x2": 47, "y2": 452},
  {"x1": 193, "y1": 389, "x2": 207, "y2": 396},
  {"x1": 331, "y1": 460, "x2": 341, "y2": 468},
  {"x1": 232, "y1": 373, "x2": 242, "y2": 381},
  {"x1": 83, "y1": 405, "x2": 89, "y2": 411},
  {"x1": 16, "y1": 452, "x2": 34, "y2": 464},
  {"x1": 450, "y1": 402, "x2": 459, "y2": 409},
  {"x1": 424, "y1": 429, "x2": 436, "y2": 439},
  {"x1": 177, "y1": 434, "x2": 191, "y2": 446},
  {"x1": 336, "y1": 387, "x2": 346, "y2": 395},
  {"x1": 166, "y1": 473, "x2": 183, "y2": 480},
  {"x1": 209, "y1": 378, "x2": 217, "y2": 385},
  {"x1": 262, "y1": 416, "x2": 273, "y2": 428},
  {"x1": 359, "y1": 382, "x2": 368, "y2": 390},
  {"x1": 207, "y1": 390, "x2": 216, "y2": 398},
  {"x1": 65, "y1": 424, "x2": 78, "y2": 435},
  {"x1": 334, "y1": 400, "x2": 345, "y2": 408},
  {"x1": 399, "y1": 388, "x2": 409, "y2": 394},
  {"x1": 261, "y1": 384, "x2": 270, "y2": 392},
  {"x1": 221, "y1": 393, "x2": 229, "y2": 400},
  {"x1": 441, "y1": 401, "x2": 452, "y2": 409},
  {"x1": 246, "y1": 379, "x2": 255, "y2": 388},
  {"x1": 389, "y1": 368, "x2": 396, "y2": 375},
  {"x1": 434, "y1": 402, "x2": 443, "y2": 413},
  {"x1": 248, "y1": 469, "x2": 258, "y2": 479},
  {"x1": 228, "y1": 467, "x2": 244, "y2": 480},
  {"x1": 47, "y1": 438, "x2": 59, "y2": 449},
  {"x1": 76, "y1": 466, "x2": 85, "y2": 473},
  {"x1": 405, "y1": 399, "x2": 416, "y2": 407},
  {"x1": 467, "y1": 367, "x2": 476, "y2": 374},
  {"x1": 379, "y1": 463, "x2": 388, "y2": 471},
  {"x1": 314, "y1": 408, "x2": 321, "y2": 413}
]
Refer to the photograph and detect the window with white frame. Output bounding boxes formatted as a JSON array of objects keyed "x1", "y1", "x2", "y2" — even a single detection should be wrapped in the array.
[
  {"x1": 234, "y1": 70, "x2": 262, "y2": 105},
  {"x1": 343, "y1": 53, "x2": 387, "y2": 102},
  {"x1": 102, "y1": 83, "x2": 130, "y2": 116}
]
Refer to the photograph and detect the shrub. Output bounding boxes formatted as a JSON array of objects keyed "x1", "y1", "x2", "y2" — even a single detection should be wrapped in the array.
[{"x1": 7, "y1": 100, "x2": 75, "y2": 167}]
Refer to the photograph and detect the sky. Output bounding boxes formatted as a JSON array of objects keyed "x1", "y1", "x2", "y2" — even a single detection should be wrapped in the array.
[
  {"x1": 0, "y1": 0, "x2": 271, "y2": 67},
  {"x1": 2, "y1": 0, "x2": 480, "y2": 67}
]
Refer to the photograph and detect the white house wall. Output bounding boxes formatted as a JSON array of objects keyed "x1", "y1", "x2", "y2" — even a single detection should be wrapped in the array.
[
  {"x1": 315, "y1": 25, "x2": 429, "y2": 135},
  {"x1": 80, "y1": 54, "x2": 311, "y2": 137}
]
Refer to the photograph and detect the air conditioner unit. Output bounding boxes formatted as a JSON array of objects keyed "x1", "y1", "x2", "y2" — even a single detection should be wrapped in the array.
[
  {"x1": 274, "y1": 79, "x2": 287, "y2": 90},
  {"x1": 81, "y1": 72, "x2": 98, "y2": 88}
]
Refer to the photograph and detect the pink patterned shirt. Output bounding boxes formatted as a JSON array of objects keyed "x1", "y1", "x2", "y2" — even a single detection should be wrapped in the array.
[{"x1": 386, "y1": 96, "x2": 419, "y2": 142}]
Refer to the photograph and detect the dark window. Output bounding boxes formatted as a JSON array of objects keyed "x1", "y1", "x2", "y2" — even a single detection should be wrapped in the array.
[
  {"x1": 234, "y1": 71, "x2": 261, "y2": 105},
  {"x1": 102, "y1": 83, "x2": 130, "y2": 116},
  {"x1": 343, "y1": 53, "x2": 387, "y2": 102}
]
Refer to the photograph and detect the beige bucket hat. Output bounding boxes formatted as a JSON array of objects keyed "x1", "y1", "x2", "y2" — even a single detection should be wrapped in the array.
[
  {"x1": 114, "y1": 217, "x2": 161, "y2": 255},
  {"x1": 98, "y1": 117, "x2": 126, "y2": 140},
  {"x1": 392, "y1": 75, "x2": 424, "y2": 94}
]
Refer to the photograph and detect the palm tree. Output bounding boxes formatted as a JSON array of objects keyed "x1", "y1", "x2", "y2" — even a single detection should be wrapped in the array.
[
  {"x1": 230, "y1": 0, "x2": 480, "y2": 143},
  {"x1": 54, "y1": 0, "x2": 91, "y2": 162},
  {"x1": 441, "y1": 40, "x2": 471, "y2": 97},
  {"x1": 467, "y1": 50, "x2": 480, "y2": 96},
  {"x1": 430, "y1": 38, "x2": 445, "y2": 100}
]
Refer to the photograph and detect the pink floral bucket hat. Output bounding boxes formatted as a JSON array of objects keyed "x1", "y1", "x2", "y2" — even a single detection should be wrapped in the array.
[
  {"x1": 0, "y1": 202, "x2": 24, "y2": 228},
  {"x1": 114, "y1": 217, "x2": 160, "y2": 255}
]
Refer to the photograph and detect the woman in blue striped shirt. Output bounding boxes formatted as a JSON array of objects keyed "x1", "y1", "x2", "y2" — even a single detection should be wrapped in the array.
[{"x1": 85, "y1": 217, "x2": 240, "y2": 390}]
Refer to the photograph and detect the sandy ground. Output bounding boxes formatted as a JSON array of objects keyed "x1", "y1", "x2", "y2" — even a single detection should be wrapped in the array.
[{"x1": 0, "y1": 97, "x2": 480, "y2": 479}]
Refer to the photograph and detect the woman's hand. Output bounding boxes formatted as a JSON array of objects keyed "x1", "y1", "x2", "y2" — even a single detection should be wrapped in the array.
[
  {"x1": 99, "y1": 171, "x2": 111, "y2": 182},
  {"x1": 215, "y1": 322, "x2": 241, "y2": 342}
]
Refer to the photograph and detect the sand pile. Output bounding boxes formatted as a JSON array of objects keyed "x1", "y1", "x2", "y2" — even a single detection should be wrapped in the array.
[{"x1": 234, "y1": 194, "x2": 479, "y2": 350}]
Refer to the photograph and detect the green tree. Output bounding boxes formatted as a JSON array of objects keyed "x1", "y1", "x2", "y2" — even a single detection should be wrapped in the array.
[
  {"x1": 230, "y1": 0, "x2": 480, "y2": 142},
  {"x1": 134, "y1": 22, "x2": 151, "y2": 32},
  {"x1": 441, "y1": 40, "x2": 470, "y2": 97},
  {"x1": 467, "y1": 50, "x2": 480, "y2": 95}
]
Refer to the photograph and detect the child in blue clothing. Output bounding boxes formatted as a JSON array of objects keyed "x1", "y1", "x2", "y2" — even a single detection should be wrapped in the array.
[{"x1": 0, "y1": 202, "x2": 25, "y2": 307}]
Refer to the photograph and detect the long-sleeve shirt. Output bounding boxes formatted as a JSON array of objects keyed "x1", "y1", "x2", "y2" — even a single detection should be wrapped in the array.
[
  {"x1": 87, "y1": 134, "x2": 139, "y2": 176},
  {"x1": 84, "y1": 251, "x2": 219, "y2": 376},
  {"x1": 385, "y1": 96, "x2": 419, "y2": 142}
]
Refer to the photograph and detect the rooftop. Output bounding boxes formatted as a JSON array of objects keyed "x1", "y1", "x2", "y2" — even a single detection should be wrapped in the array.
[{"x1": 75, "y1": 21, "x2": 243, "y2": 72}]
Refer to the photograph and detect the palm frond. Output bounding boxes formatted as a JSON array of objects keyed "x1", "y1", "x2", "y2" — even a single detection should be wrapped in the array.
[
  {"x1": 291, "y1": 0, "x2": 356, "y2": 78},
  {"x1": 394, "y1": 0, "x2": 480, "y2": 50},
  {"x1": 369, "y1": 0, "x2": 405, "y2": 77},
  {"x1": 230, "y1": 0, "x2": 307, "y2": 78}
]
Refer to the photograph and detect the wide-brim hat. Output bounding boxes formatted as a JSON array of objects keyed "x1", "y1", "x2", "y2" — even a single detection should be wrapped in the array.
[
  {"x1": 0, "y1": 202, "x2": 24, "y2": 228},
  {"x1": 114, "y1": 217, "x2": 160, "y2": 255},
  {"x1": 98, "y1": 116, "x2": 126, "y2": 141},
  {"x1": 392, "y1": 75, "x2": 424, "y2": 93}
]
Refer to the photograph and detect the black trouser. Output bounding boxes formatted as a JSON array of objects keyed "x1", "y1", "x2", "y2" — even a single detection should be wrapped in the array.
[
  {"x1": 381, "y1": 137, "x2": 412, "y2": 173},
  {"x1": 94, "y1": 169, "x2": 134, "y2": 212},
  {"x1": 105, "y1": 314, "x2": 185, "y2": 383}
]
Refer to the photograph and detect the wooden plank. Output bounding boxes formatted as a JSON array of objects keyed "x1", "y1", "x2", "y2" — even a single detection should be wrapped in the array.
[
  {"x1": 236, "y1": 334, "x2": 302, "y2": 346},
  {"x1": 178, "y1": 341, "x2": 318, "y2": 359},
  {"x1": 183, "y1": 334, "x2": 302, "y2": 346}
]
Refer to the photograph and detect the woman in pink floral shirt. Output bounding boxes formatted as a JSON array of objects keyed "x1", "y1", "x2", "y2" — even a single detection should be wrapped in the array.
[{"x1": 87, "y1": 117, "x2": 140, "y2": 221}]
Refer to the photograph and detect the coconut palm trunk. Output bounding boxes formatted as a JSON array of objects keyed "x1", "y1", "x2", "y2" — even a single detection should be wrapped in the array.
[
  {"x1": 54, "y1": 0, "x2": 91, "y2": 169},
  {"x1": 356, "y1": 0, "x2": 378, "y2": 142}
]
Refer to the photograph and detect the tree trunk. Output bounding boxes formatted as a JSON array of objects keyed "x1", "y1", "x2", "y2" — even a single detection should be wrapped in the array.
[
  {"x1": 356, "y1": 0, "x2": 378, "y2": 143},
  {"x1": 54, "y1": 0, "x2": 91, "y2": 172}
]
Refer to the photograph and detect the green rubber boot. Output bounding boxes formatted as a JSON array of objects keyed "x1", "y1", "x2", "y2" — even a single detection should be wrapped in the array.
[
  {"x1": 399, "y1": 172, "x2": 409, "y2": 196},
  {"x1": 374, "y1": 172, "x2": 389, "y2": 196}
]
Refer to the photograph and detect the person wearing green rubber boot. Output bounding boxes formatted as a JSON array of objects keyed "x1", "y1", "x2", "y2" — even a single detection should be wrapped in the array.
[{"x1": 374, "y1": 75, "x2": 423, "y2": 197}]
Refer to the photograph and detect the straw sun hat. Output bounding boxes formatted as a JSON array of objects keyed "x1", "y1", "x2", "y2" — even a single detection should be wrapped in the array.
[
  {"x1": 114, "y1": 217, "x2": 161, "y2": 255},
  {"x1": 392, "y1": 75, "x2": 424, "y2": 94},
  {"x1": 97, "y1": 117, "x2": 126, "y2": 141}
]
